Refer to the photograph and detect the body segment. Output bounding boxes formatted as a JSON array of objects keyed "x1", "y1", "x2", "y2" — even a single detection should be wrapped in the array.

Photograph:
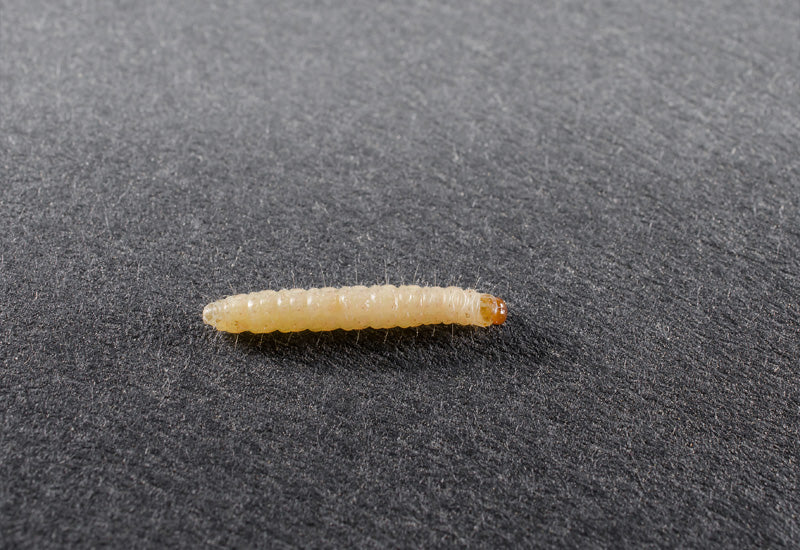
[{"x1": 203, "y1": 285, "x2": 507, "y2": 334}]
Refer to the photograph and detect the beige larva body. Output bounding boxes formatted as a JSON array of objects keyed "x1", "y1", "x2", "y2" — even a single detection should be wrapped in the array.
[{"x1": 203, "y1": 285, "x2": 507, "y2": 334}]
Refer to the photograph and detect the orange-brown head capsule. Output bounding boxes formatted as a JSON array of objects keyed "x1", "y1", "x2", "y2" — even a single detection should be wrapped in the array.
[
  {"x1": 492, "y1": 297, "x2": 507, "y2": 325},
  {"x1": 479, "y1": 294, "x2": 508, "y2": 326}
]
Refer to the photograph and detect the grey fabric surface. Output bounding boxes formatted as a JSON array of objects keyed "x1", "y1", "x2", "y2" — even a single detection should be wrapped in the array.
[{"x1": 1, "y1": 1, "x2": 799, "y2": 547}]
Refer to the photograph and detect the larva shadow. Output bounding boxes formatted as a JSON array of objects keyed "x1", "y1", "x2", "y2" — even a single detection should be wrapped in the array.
[
  {"x1": 223, "y1": 316, "x2": 569, "y2": 371},
  {"x1": 227, "y1": 324, "x2": 499, "y2": 356}
]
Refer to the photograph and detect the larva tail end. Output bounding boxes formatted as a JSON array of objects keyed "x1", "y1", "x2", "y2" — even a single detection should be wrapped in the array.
[
  {"x1": 202, "y1": 302, "x2": 219, "y2": 329},
  {"x1": 480, "y1": 295, "x2": 508, "y2": 326}
]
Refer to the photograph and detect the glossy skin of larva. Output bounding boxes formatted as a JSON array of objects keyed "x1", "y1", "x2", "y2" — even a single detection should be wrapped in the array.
[{"x1": 203, "y1": 285, "x2": 507, "y2": 334}]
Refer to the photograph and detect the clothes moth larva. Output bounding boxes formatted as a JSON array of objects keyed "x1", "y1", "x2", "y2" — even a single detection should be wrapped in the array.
[{"x1": 202, "y1": 285, "x2": 507, "y2": 334}]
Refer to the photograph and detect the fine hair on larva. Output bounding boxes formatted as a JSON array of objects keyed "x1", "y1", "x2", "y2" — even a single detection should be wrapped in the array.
[{"x1": 203, "y1": 285, "x2": 508, "y2": 334}]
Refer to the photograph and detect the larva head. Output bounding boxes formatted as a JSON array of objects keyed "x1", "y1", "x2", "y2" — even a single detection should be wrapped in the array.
[{"x1": 479, "y1": 294, "x2": 508, "y2": 326}]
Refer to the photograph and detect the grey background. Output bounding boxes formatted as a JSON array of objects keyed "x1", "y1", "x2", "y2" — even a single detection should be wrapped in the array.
[{"x1": 2, "y1": 0, "x2": 799, "y2": 547}]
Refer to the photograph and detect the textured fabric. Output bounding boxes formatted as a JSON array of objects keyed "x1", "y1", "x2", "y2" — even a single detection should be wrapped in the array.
[{"x1": 1, "y1": 1, "x2": 798, "y2": 547}]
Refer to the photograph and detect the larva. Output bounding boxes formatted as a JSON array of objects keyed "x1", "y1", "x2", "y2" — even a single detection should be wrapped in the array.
[{"x1": 202, "y1": 285, "x2": 507, "y2": 334}]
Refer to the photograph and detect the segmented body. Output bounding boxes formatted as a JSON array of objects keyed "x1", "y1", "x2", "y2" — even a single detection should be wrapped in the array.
[{"x1": 203, "y1": 285, "x2": 507, "y2": 334}]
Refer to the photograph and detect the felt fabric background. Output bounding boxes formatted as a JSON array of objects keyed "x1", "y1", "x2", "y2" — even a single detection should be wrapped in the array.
[{"x1": 1, "y1": 0, "x2": 798, "y2": 547}]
